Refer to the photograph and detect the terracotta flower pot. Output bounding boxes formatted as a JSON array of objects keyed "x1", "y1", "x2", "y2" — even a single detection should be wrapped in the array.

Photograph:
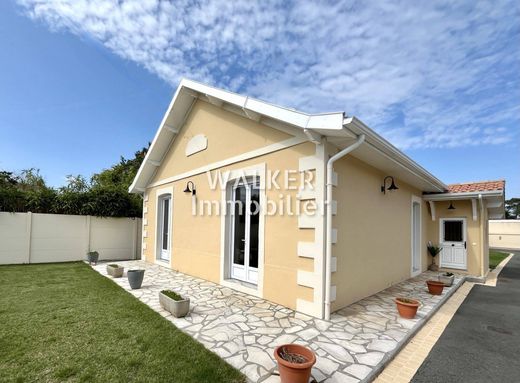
[
  {"x1": 426, "y1": 280, "x2": 445, "y2": 295},
  {"x1": 395, "y1": 297, "x2": 420, "y2": 319},
  {"x1": 274, "y1": 344, "x2": 316, "y2": 383}
]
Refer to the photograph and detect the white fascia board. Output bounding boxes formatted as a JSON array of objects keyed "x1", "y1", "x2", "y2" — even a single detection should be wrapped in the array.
[
  {"x1": 343, "y1": 116, "x2": 448, "y2": 192},
  {"x1": 423, "y1": 190, "x2": 504, "y2": 201},
  {"x1": 306, "y1": 113, "x2": 345, "y2": 131},
  {"x1": 129, "y1": 84, "x2": 187, "y2": 194},
  {"x1": 184, "y1": 79, "x2": 345, "y2": 131},
  {"x1": 130, "y1": 78, "x2": 346, "y2": 193}
]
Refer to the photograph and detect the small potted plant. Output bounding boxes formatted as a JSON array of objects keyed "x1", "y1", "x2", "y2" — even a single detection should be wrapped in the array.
[
  {"x1": 439, "y1": 272, "x2": 454, "y2": 286},
  {"x1": 426, "y1": 280, "x2": 445, "y2": 295},
  {"x1": 107, "y1": 264, "x2": 124, "y2": 278},
  {"x1": 159, "y1": 290, "x2": 190, "y2": 318},
  {"x1": 87, "y1": 251, "x2": 99, "y2": 265},
  {"x1": 274, "y1": 344, "x2": 316, "y2": 383},
  {"x1": 427, "y1": 241, "x2": 442, "y2": 271},
  {"x1": 127, "y1": 269, "x2": 145, "y2": 289},
  {"x1": 395, "y1": 297, "x2": 420, "y2": 319}
]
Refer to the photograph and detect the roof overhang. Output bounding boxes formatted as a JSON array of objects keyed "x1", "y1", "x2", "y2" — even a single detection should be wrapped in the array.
[
  {"x1": 130, "y1": 79, "x2": 448, "y2": 195},
  {"x1": 423, "y1": 190, "x2": 505, "y2": 219},
  {"x1": 129, "y1": 79, "x2": 346, "y2": 193}
]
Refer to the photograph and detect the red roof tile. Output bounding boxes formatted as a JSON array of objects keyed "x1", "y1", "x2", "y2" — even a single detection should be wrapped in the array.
[{"x1": 447, "y1": 180, "x2": 505, "y2": 193}]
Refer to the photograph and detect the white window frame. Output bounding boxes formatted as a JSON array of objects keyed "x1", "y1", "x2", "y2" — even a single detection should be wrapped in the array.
[
  {"x1": 154, "y1": 186, "x2": 174, "y2": 266},
  {"x1": 229, "y1": 178, "x2": 260, "y2": 284},
  {"x1": 410, "y1": 195, "x2": 422, "y2": 277},
  {"x1": 220, "y1": 163, "x2": 266, "y2": 298}
]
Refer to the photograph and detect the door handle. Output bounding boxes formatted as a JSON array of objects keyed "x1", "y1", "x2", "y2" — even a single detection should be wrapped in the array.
[
  {"x1": 464, "y1": 241, "x2": 467, "y2": 249},
  {"x1": 451, "y1": 244, "x2": 454, "y2": 247}
]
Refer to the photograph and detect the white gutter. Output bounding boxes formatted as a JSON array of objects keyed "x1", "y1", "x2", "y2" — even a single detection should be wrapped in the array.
[
  {"x1": 324, "y1": 133, "x2": 365, "y2": 320},
  {"x1": 479, "y1": 193, "x2": 485, "y2": 276},
  {"x1": 344, "y1": 117, "x2": 447, "y2": 192},
  {"x1": 423, "y1": 190, "x2": 503, "y2": 201}
]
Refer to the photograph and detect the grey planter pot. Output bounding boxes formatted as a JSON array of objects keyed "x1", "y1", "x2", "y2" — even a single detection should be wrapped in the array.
[
  {"x1": 439, "y1": 274, "x2": 455, "y2": 286},
  {"x1": 159, "y1": 292, "x2": 190, "y2": 318},
  {"x1": 107, "y1": 265, "x2": 124, "y2": 278},
  {"x1": 127, "y1": 269, "x2": 145, "y2": 289},
  {"x1": 87, "y1": 252, "x2": 99, "y2": 265}
]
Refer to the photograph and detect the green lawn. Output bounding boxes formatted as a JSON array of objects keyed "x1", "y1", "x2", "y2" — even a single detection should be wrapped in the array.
[
  {"x1": 0, "y1": 262, "x2": 245, "y2": 383},
  {"x1": 489, "y1": 250, "x2": 509, "y2": 269}
]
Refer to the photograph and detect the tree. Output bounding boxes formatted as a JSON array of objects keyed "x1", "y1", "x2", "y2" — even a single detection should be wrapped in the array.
[
  {"x1": 17, "y1": 168, "x2": 48, "y2": 192},
  {"x1": 505, "y1": 198, "x2": 520, "y2": 219},
  {"x1": 61, "y1": 174, "x2": 90, "y2": 193},
  {"x1": 91, "y1": 147, "x2": 147, "y2": 190},
  {"x1": 0, "y1": 171, "x2": 24, "y2": 212},
  {"x1": 90, "y1": 146, "x2": 148, "y2": 217},
  {"x1": 0, "y1": 145, "x2": 148, "y2": 217},
  {"x1": 0, "y1": 171, "x2": 18, "y2": 188}
]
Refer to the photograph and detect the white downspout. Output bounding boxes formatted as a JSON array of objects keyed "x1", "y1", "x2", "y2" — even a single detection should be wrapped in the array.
[
  {"x1": 324, "y1": 134, "x2": 365, "y2": 320},
  {"x1": 478, "y1": 193, "x2": 484, "y2": 276}
]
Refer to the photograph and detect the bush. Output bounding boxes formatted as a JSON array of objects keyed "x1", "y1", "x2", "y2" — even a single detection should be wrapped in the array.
[{"x1": 0, "y1": 147, "x2": 147, "y2": 218}]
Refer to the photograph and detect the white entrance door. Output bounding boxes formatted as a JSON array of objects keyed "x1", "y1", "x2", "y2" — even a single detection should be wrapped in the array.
[
  {"x1": 411, "y1": 200, "x2": 421, "y2": 276},
  {"x1": 230, "y1": 180, "x2": 259, "y2": 284},
  {"x1": 439, "y1": 218, "x2": 467, "y2": 270},
  {"x1": 158, "y1": 195, "x2": 171, "y2": 261}
]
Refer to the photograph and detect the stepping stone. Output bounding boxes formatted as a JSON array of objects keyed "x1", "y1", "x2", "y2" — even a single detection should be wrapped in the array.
[
  {"x1": 330, "y1": 371, "x2": 360, "y2": 382},
  {"x1": 355, "y1": 351, "x2": 384, "y2": 366},
  {"x1": 298, "y1": 327, "x2": 320, "y2": 341},
  {"x1": 367, "y1": 339, "x2": 397, "y2": 353},
  {"x1": 343, "y1": 364, "x2": 372, "y2": 380},
  {"x1": 315, "y1": 342, "x2": 354, "y2": 363}
]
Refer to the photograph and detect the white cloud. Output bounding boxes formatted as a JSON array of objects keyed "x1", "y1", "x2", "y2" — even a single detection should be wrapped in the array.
[{"x1": 16, "y1": 0, "x2": 520, "y2": 149}]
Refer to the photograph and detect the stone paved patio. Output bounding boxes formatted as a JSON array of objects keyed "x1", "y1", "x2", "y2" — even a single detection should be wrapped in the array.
[{"x1": 91, "y1": 261, "x2": 464, "y2": 383}]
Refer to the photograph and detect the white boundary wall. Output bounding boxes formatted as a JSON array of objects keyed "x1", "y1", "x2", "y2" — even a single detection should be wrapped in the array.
[
  {"x1": 489, "y1": 219, "x2": 520, "y2": 250},
  {"x1": 0, "y1": 212, "x2": 141, "y2": 264}
]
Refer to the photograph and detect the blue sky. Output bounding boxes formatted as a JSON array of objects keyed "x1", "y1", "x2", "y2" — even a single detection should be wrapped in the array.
[{"x1": 1, "y1": 0, "x2": 519, "y2": 197}]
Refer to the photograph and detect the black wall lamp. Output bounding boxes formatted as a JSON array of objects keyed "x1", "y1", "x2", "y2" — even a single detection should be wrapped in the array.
[
  {"x1": 183, "y1": 181, "x2": 196, "y2": 196},
  {"x1": 381, "y1": 176, "x2": 399, "y2": 194},
  {"x1": 448, "y1": 202, "x2": 456, "y2": 210}
]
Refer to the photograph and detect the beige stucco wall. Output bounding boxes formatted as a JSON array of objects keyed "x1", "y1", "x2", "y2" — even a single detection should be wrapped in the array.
[
  {"x1": 331, "y1": 155, "x2": 429, "y2": 311},
  {"x1": 151, "y1": 100, "x2": 291, "y2": 183},
  {"x1": 425, "y1": 200, "x2": 484, "y2": 276},
  {"x1": 489, "y1": 220, "x2": 520, "y2": 250},
  {"x1": 142, "y1": 99, "x2": 317, "y2": 310}
]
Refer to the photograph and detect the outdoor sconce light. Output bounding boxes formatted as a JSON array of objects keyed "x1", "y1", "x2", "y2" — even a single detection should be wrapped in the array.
[
  {"x1": 183, "y1": 181, "x2": 196, "y2": 196},
  {"x1": 448, "y1": 202, "x2": 456, "y2": 210},
  {"x1": 381, "y1": 176, "x2": 399, "y2": 194}
]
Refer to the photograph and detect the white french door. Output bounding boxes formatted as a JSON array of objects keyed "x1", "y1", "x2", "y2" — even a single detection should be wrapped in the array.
[
  {"x1": 230, "y1": 180, "x2": 260, "y2": 284},
  {"x1": 158, "y1": 195, "x2": 171, "y2": 261},
  {"x1": 440, "y1": 218, "x2": 467, "y2": 270}
]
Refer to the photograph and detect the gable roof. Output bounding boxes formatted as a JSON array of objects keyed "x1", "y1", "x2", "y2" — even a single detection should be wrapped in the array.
[
  {"x1": 129, "y1": 78, "x2": 448, "y2": 194},
  {"x1": 448, "y1": 180, "x2": 505, "y2": 193}
]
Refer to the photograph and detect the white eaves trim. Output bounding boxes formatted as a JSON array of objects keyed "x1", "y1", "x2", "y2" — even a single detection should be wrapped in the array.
[
  {"x1": 422, "y1": 190, "x2": 504, "y2": 201},
  {"x1": 129, "y1": 78, "x2": 345, "y2": 193},
  {"x1": 343, "y1": 117, "x2": 447, "y2": 192},
  {"x1": 129, "y1": 78, "x2": 449, "y2": 195}
]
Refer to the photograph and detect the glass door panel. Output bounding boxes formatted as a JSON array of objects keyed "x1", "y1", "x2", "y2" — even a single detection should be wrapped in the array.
[{"x1": 230, "y1": 179, "x2": 260, "y2": 284}]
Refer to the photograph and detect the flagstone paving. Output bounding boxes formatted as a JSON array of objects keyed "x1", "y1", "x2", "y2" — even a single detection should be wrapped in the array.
[{"x1": 91, "y1": 261, "x2": 463, "y2": 383}]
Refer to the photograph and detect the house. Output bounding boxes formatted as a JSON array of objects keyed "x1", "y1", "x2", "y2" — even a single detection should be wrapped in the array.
[{"x1": 129, "y1": 79, "x2": 505, "y2": 320}]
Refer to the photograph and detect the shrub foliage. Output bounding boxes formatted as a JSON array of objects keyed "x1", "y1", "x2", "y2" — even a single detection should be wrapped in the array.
[{"x1": 0, "y1": 147, "x2": 147, "y2": 218}]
